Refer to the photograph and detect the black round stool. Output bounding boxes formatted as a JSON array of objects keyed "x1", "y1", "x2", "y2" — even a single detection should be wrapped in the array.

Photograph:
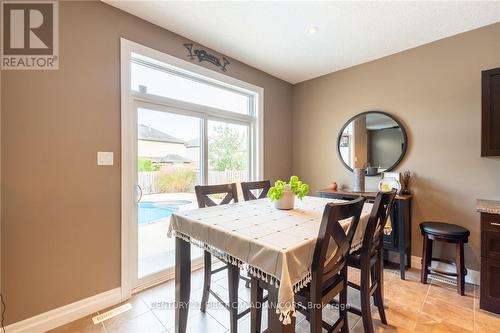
[{"x1": 419, "y1": 221, "x2": 470, "y2": 295}]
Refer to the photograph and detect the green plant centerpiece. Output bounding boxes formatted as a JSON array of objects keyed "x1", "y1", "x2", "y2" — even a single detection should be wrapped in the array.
[{"x1": 268, "y1": 176, "x2": 309, "y2": 210}]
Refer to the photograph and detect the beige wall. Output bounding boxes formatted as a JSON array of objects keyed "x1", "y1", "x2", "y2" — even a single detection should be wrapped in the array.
[
  {"x1": 293, "y1": 22, "x2": 500, "y2": 272},
  {"x1": 1, "y1": 1, "x2": 292, "y2": 324}
]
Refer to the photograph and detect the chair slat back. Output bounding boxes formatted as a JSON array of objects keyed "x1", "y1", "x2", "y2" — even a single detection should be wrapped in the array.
[
  {"x1": 241, "y1": 180, "x2": 271, "y2": 201},
  {"x1": 195, "y1": 183, "x2": 239, "y2": 208},
  {"x1": 362, "y1": 190, "x2": 397, "y2": 256},
  {"x1": 312, "y1": 197, "x2": 366, "y2": 283}
]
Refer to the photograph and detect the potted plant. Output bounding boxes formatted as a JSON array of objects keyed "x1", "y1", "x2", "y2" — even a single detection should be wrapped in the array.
[{"x1": 268, "y1": 176, "x2": 309, "y2": 210}]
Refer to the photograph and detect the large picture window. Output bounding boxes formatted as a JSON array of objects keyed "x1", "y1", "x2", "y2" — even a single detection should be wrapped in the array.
[{"x1": 130, "y1": 52, "x2": 261, "y2": 185}]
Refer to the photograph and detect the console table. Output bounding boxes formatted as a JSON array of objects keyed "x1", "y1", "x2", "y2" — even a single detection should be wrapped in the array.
[{"x1": 318, "y1": 189, "x2": 413, "y2": 279}]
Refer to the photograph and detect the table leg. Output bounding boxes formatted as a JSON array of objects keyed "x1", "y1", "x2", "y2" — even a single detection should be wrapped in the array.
[
  {"x1": 227, "y1": 263, "x2": 240, "y2": 333},
  {"x1": 407, "y1": 246, "x2": 412, "y2": 269},
  {"x1": 266, "y1": 284, "x2": 295, "y2": 333},
  {"x1": 399, "y1": 215, "x2": 406, "y2": 280},
  {"x1": 175, "y1": 237, "x2": 191, "y2": 333},
  {"x1": 400, "y1": 249, "x2": 406, "y2": 280},
  {"x1": 250, "y1": 278, "x2": 263, "y2": 333}
]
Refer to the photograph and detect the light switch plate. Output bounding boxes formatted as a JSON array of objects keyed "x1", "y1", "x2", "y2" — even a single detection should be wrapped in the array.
[{"x1": 97, "y1": 152, "x2": 113, "y2": 166}]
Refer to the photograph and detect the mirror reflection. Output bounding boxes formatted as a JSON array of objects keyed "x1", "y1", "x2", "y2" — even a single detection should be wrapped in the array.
[{"x1": 337, "y1": 112, "x2": 407, "y2": 176}]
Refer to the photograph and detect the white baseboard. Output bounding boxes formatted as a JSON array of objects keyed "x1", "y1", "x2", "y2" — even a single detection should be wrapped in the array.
[
  {"x1": 409, "y1": 255, "x2": 480, "y2": 285},
  {"x1": 5, "y1": 288, "x2": 122, "y2": 333}
]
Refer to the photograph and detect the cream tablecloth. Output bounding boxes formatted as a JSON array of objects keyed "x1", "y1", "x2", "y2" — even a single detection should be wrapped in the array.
[{"x1": 168, "y1": 196, "x2": 372, "y2": 324}]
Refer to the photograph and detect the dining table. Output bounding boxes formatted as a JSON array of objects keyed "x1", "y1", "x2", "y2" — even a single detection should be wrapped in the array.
[{"x1": 168, "y1": 196, "x2": 373, "y2": 333}]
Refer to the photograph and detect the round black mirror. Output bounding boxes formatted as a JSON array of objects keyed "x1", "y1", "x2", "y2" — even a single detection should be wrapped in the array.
[{"x1": 337, "y1": 111, "x2": 407, "y2": 176}]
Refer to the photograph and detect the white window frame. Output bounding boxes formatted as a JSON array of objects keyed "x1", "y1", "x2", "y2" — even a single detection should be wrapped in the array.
[{"x1": 120, "y1": 38, "x2": 264, "y2": 299}]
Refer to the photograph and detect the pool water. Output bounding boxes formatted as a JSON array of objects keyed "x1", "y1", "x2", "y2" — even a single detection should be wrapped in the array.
[{"x1": 138, "y1": 201, "x2": 189, "y2": 224}]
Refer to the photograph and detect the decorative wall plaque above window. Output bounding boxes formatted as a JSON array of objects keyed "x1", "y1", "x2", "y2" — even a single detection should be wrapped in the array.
[{"x1": 184, "y1": 43, "x2": 230, "y2": 72}]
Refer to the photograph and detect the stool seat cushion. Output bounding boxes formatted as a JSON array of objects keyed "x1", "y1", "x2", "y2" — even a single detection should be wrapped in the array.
[{"x1": 420, "y1": 221, "x2": 470, "y2": 238}]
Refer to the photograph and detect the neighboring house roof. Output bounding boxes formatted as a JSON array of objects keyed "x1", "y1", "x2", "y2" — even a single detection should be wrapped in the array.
[
  {"x1": 185, "y1": 138, "x2": 200, "y2": 148},
  {"x1": 138, "y1": 124, "x2": 185, "y2": 144},
  {"x1": 154, "y1": 154, "x2": 192, "y2": 163}
]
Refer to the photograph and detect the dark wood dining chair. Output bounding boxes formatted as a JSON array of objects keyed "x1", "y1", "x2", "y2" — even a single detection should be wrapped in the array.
[
  {"x1": 241, "y1": 180, "x2": 271, "y2": 201},
  {"x1": 194, "y1": 183, "x2": 250, "y2": 332},
  {"x1": 294, "y1": 196, "x2": 366, "y2": 333},
  {"x1": 249, "y1": 197, "x2": 366, "y2": 333},
  {"x1": 346, "y1": 191, "x2": 397, "y2": 333}
]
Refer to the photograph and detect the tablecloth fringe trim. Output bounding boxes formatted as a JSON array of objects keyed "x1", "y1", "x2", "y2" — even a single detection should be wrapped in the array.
[
  {"x1": 292, "y1": 272, "x2": 312, "y2": 293},
  {"x1": 169, "y1": 230, "x2": 316, "y2": 324}
]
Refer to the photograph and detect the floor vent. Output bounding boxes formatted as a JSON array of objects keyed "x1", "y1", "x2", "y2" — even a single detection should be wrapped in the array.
[
  {"x1": 92, "y1": 303, "x2": 132, "y2": 324},
  {"x1": 428, "y1": 273, "x2": 456, "y2": 286}
]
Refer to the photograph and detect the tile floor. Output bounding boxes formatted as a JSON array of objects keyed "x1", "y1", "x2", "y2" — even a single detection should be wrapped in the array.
[{"x1": 49, "y1": 267, "x2": 500, "y2": 333}]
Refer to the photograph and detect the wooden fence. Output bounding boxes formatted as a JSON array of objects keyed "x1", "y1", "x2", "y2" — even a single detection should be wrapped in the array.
[
  {"x1": 207, "y1": 170, "x2": 247, "y2": 186},
  {"x1": 138, "y1": 170, "x2": 247, "y2": 194},
  {"x1": 138, "y1": 171, "x2": 160, "y2": 194}
]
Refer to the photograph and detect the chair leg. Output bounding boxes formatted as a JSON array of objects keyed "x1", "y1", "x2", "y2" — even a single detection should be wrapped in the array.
[
  {"x1": 379, "y1": 247, "x2": 385, "y2": 298},
  {"x1": 228, "y1": 264, "x2": 240, "y2": 333},
  {"x1": 372, "y1": 254, "x2": 387, "y2": 324},
  {"x1": 309, "y1": 276, "x2": 323, "y2": 333},
  {"x1": 309, "y1": 306, "x2": 322, "y2": 333},
  {"x1": 371, "y1": 264, "x2": 377, "y2": 306},
  {"x1": 339, "y1": 266, "x2": 349, "y2": 333},
  {"x1": 237, "y1": 272, "x2": 251, "y2": 288},
  {"x1": 456, "y1": 241, "x2": 465, "y2": 296},
  {"x1": 360, "y1": 259, "x2": 374, "y2": 333},
  {"x1": 421, "y1": 236, "x2": 432, "y2": 284},
  {"x1": 250, "y1": 278, "x2": 263, "y2": 333},
  {"x1": 200, "y1": 251, "x2": 211, "y2": 312}
]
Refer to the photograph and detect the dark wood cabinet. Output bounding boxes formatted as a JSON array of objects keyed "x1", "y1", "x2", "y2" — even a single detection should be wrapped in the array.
[
  {"x1": 481, "y1": 67, "x2": 500, "y2": 156},
  {"x1": 318, "y1": 189, "x2": 412, "y2": 279},
  {"x1": 480, "y1": 212, "x2": 500, "y2": 314}
]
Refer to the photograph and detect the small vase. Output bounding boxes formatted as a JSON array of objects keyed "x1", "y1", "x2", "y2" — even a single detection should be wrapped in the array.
[
  {"x1": 353, "y1": 168, "x2": 366, "y2": 192},
  {"x1": 274, "y1": 185, "x2": 295, "y2": 210}
]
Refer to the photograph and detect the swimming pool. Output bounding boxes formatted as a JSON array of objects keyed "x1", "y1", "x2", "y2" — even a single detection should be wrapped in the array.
[{"x1": 138, "y1": 200, "x2": 190, "y2": 224}]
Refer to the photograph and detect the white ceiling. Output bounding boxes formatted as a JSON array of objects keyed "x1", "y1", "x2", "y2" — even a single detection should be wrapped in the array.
[{"x1": 105, "y1": 1, "x2": 500, "y2": 84}]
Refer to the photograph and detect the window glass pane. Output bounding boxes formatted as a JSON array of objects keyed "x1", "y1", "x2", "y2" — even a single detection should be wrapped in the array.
[
  {"x1": 131, "y1": 56, "x2": 251, "y2": 115},
  {"x1": 208, "y1": 121, "x2": 249, "y2": 192},
  {"x1": 137, "y1": 108, "x2": 202, "y2": 278}
]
